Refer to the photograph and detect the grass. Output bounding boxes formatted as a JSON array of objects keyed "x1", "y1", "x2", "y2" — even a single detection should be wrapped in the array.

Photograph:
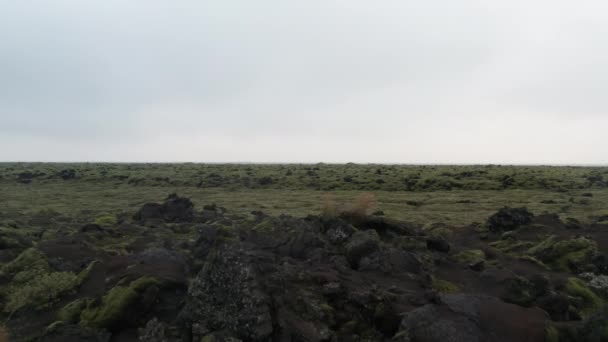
[{"x1": 1, "y1": 163, "x2": 607, "y2": 228}]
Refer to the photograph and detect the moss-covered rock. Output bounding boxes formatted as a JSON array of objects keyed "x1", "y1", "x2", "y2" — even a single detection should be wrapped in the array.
[
  {"x1": 80, "y1": 276, "x2": 160, "y2": 330},
  {"x1": 528, "y1": 236, "x2": 597, "y2": 272},
  {"x1": 57, "y1": 298, "x2": 89, "y2": 324},
  {"x1": 1, "y1": 247, "x2": 50, "y2": 280},
  {"x1": 423, "y1": 223, "x2": 453, "y2": 239},
  {"x1": 453, "y1": 249, "x2": 485, "y2": 264},
  {"x1": 4, "y1": 271, "x2": 79, "y2": 313},
  {"x1": 487, "y1": 207, "x2": 533, "y2": 232},
  {"x1": 489, "y1": 239, "x2": 535, "y2": 253},
  {"x1": 431, "y1": 277, "x2": 460, "y2": 294},
  {"x1": 545, "y1": 325, "x2": 559, "y2": 342},
  {"x1": 565, "y1": 277, "x2": 604, "y2": 317},
  {"x1": 94, "y1": 214, "x2": 117, "y2": 227}
]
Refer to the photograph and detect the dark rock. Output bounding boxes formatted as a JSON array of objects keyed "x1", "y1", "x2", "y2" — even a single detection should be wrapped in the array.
[
  {"x1": 138, "y1": 318, "x2": 170, "y2": 342},
  {"x1": 344, "y1": 229, "x2": 380, "y2": 268},
  {"x1": 80, "y1": 224, "x2": 104, "y2": 233},
  {"x1": 592, "y1": 254, "x2": 608, "y2": 274},
  {"x1": 134, "y1": 203, "x2": 164, "y2": 222},
  {"x1": 58, "y1": 169, "x2": 77, "y2": 180},
  {"x1": 36, "y1": 323, "x2": 110, "y2": 342},
  {"x1": 180, "y1": 246, "x2": 274, "y2": 341},
  {"x1": 537, "y1": 294, "x2": 571, "y2": 321},
  {"x1": 161, "y1": 194, "x2": 194, "y2": 222},
  {"x1": 134, "y1": 195, "x2": 194, "y2": 223},
  {"x1": 324, "y1": 220, "x2": 356, "y2": 244},
  {"x1": 487, "y1": 207, "x2": 534, "y2": 232},
  {"x1": 359, "y1": 249, "x2": 422, "y2": 274},
  {"x1": 469, "y1": 260, "x2": 485, "y2": 272},
  {"x1": 396, "y1": 294, "x2": 547, "y2": 342},
  {"x1": 426, "y1": 237, "x2": 450, "y2": 252}
]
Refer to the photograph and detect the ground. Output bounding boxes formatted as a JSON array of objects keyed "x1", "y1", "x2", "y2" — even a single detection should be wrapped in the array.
[{"x1": 0, "y1": 163, "x2": 607, "y2": 341}]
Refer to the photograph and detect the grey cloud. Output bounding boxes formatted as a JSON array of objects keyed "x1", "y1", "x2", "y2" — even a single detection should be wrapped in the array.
[{"x1": 0, "y1": 0, "x2": 606, "y2": 162}]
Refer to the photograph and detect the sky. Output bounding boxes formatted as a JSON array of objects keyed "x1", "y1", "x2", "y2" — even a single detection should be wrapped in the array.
[{"x1": 1, "y1": 1, "x2": 607, "y2": 164}]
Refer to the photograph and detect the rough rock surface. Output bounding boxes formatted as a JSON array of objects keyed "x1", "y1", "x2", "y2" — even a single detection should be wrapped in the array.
[{"x1": 397, "y1": 294, "x2": 548, "y2": 342}]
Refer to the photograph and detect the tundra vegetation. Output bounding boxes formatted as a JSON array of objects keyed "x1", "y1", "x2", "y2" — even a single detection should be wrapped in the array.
[{"x1": 0, "y1": 163, "x2": 607, "y2": 341}]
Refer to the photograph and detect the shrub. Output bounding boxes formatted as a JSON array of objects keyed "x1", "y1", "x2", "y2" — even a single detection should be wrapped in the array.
[
  {"x1": 321, "y1": 193, "x2": 377, "y2": 219},
  {"x1": 348, "y1": 192, "x2": 377, "y2": 218},
  {"x1": 321, "y1": 194, "x2": 338, "y2": 218}
]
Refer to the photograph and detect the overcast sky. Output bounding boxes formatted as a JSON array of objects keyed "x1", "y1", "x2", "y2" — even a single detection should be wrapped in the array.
[{"x1": 1, "y1": 1, "x2": 607, "y2": 164}]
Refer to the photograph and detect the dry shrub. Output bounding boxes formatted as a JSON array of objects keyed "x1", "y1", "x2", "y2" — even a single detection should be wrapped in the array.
[
  {"x1": 348, "y1": 192, "x2": 377, "y2": 217},
  {"x1": 321, "y1": 194, "x2": 338, "y2": 218},
  {"x1": 321, "y1": 192, "x2": 377, "y2": 218}
]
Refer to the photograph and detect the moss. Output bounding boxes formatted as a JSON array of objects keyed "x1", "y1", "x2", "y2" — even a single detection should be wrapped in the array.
[
  {"x1": 453, "y1": 249, "x2": 485, "y2": 264},
  {"x1": 252, "y1": 218, "x2": 276, "y2": 232},
  {"x1": 1, "y1": 248, "x2": 50, "y2": 280},
  {"x1": 423, "y1": 225, "x2": 453, "y2": 239},
  {"x1": 565, "y1": 277, "x2": 604, "y2": 317},
  {"x1": 489, "y1": 239, "x2": 535, "y2": 253},
  {"x1": 200, "y1": 335, "x2": 216, "y2": 342},
  {"x1": 432, "y1": 277, "x2": 460, "y2": 294},
  {"x1": 395, "y1": 236, "x2": 426, "y2": 250},
  {"x1": 80, "y1": 276, "x2": 159, "y2": 329},
  {"x1": 545, "y1": 325, "x2": 559, "y2": 342},
  {"x1": 502, "y1": 276, "x2": 536, "y2": 307},
  {"x1": 46, "y1": 321, "x2": 65, "y2": 332},
  {"x1": 528, "y1": 236, "x2": 597, "y2": 272},
  {"x1": 76, "y1": 260, "x2": 100, "y2": 284},
  {"x1": 517, "y1": 255, "x2": 550, "y2": 270},
  {"x1": 57, "y1": 298, "x2": 89, "y2": 323},
  {"x1": 4, "y1": 271, "x2": 79, "y2": 313},
  {"x1": 94, "y1": 214, "x2": 117, "y2": 227}
]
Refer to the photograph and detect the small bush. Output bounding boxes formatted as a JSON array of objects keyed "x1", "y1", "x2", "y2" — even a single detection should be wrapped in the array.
[
  {"x1": 348, "y1": 192, "x2": 377, "y2": 218},
  {"x1": 321, "y1": 194, "x2": 338, "y2": 218}
]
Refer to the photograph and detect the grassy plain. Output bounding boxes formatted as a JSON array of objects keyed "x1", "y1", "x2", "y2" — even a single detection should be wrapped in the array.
[{"x1": 1, "y1": 163, "x2": 607, "y2": 227}]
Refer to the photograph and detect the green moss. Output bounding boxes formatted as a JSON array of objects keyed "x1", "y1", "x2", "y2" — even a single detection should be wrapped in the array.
[
  {"x1": 94, "y1": 214, "x2": 117, "y2": 227},
  {"x1": 432, "y1": 277, "x2": 460, "y2": 294},
  {"x1": 502, "y1": 276, "x2": 536, "y2": 307},
  {"x1": 453, "y1": 249, "x2": 485, "y2": 264},
  {"x1": 423, "y1": 225, "x2": 453, "y2": 239},
  {"x1": 517, "y1": 255, "x2": 550, "y2": 270},
  {"x1": 252, "y1": 218, "x2": 277, "y2": 232},
  {"x1": 545, "y1": 325, "x2": 559, "y2": 342},
  {"x1": 200, "y1": 335, "x2": 216, "y2": 342},
  {"x1": 4, "y1": 271, "x2": 79, "y2": 313},
  {"x1": 489, "y1": 239, "x2": 535, "y2": 253},
  {"x1": 57, "y1": 298, "x2": 89, "y2": 323},
  {"x1": 76, "y1": 260, "x2": 100, "y2": 284},
  {"x1": 80, "y1": 276, "x2": 159, "y2": 329},
  {"x1": 565, "y1": 277, "x2": 604, "y2": 317},
  {"x1": 1, "y1": 248, "x2": 50, "y2": 280},
  {"x1": 528, "y1": 236, "x2": 597, "y2": 272},
  {"x1": 46, "y1": 321, "x2": 65, "y2": 332}
]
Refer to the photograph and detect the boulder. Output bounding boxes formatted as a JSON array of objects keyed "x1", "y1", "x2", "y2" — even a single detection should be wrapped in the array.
[
  {"x1": 426, "y1": 237, "x2": 450, "y2": 253},
  {"x1": 134, "y1": 195, "x2": 194, "y2": 223},
  {"x1": 487, "y1": 207, "x2": 534, "y2": 232},
  {"x1": 344, "y1": 229, "x2": 380, "y2": 268},
  {"x1": 396, "y1": 294, "x2": 547, "y2": 342},
  {"x1": 180, "y1": 246, "x2": 274, "y2": 341}
]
